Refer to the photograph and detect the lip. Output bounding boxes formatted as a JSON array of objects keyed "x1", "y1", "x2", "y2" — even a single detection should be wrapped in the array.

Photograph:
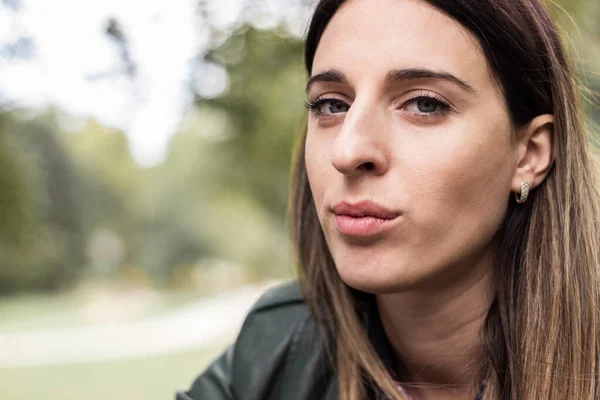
[{"x1": 331, "y1": 201, "x2": 401, "y2": 238}]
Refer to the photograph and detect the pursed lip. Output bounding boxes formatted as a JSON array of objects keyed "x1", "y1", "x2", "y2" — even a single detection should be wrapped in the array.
[
  {"x1": 331, "y1": 201, "x2": 401, "y2": 238},
  {"x1": 331, "y1": 201, "x2": 400, "y2": 220}
]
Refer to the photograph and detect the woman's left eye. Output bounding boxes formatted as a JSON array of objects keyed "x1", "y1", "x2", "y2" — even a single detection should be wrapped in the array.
[{"x1": 402, "y1": 95, "x2": 451, "y2": 115}]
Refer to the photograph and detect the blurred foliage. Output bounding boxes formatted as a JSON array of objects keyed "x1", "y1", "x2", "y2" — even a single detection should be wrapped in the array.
[
  {"x1": 0, "y1": 0, "x2": 597, "y2": 294},
  {"x1": 0, "y1": 114, "x2": 30, "y2": 243},
  {"x1": 64, "y1": 119, "x2": 140, "y2": 261},
  {"x1": 548, "y1": 0, "x2": 600, "y2": 131},
  {"x1": 0, "y1": 113, "x2": 85, "y2": 292},
  {"x1": 0, "y1": 24, "x2": 305, "y2": 293},
  {"x1": 204, "y1": 28, "x2": 306, "y2": 217},
  {"x1": 139, "y1": 27, "x2": 305, "y2": 282}
]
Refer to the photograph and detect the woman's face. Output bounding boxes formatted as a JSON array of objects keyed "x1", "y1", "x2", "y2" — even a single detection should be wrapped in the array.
[{"x1": 305, "y1": 0, "x2": 519, "y2": 293}]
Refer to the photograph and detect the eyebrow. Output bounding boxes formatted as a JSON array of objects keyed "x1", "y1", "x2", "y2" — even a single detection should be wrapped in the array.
[
  {"x1": 305, "y1": 67, "x2": 475, "y2": 93},
  {"x1": 306, "y1": 69, "x2": 348, "y2": 93}
]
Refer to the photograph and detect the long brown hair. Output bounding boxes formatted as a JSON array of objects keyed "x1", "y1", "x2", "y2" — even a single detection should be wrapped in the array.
[{"x1": 291, "y1": 0, "x2": 600, "y2": 399}]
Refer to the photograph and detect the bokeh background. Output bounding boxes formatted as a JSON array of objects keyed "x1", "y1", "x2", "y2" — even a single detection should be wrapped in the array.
[{"x1": 0, "y1": 0, "x2": 597, "y2": 399}]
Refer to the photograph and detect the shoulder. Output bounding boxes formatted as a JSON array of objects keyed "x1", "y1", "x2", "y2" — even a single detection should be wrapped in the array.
[
  {"x1": 181, "y1": 281, "x2": 335, "y2": 400},
  {"x1": 249, "y1": 280, "x2": 306, "y2": 313},
  {"x1": 235, "y1": 281, "x2": 311, "y2": 358},
  {"x1": 231, "y1": 281, "x2": 332, "y2": 398}
]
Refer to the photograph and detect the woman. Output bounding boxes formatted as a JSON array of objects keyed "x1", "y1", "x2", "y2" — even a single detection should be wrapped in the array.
[{"x1": 178, "y1": 0, "x2": 600, "y2": 399}]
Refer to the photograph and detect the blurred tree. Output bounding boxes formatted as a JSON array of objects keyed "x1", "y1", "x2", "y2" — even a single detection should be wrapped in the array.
[
  {"x1": 0, "y1": 0, "x2": 596, "y2": 292},
  {"x1": 141, "y1": 102, "x2": 293, "y2": 281},
  {"x1": 150, "y1": 27, "x2": 307, "y2": 279},
  {"x1": 104, "y1": 17, "x2": 137, "y2": 79},
  {"x1": 0, "y1": 113, "x2": 85, "y2": 293},
  {"x1": 124, "y1": 26, "x2": 308, "y2": 282},
  {"x1": 199, "y1": 27, "x2": 306, "y2": 220},
  {"x1": 549, "y1": 0, "x2": 600, "y2": 131},
  {"x1": 62, "y1": 118, "x2": 141, "y2": 272},
  {"x1": 0, "y1": 113, "x2": 34, "y2": 248}
]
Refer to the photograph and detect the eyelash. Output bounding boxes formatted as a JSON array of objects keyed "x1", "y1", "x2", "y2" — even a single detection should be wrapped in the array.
[
  {"x1": 304, "y1": 98, "x2": 347, "y2": 117},
  {"x1": 304, "y1": 93, "x2": 452, "y2": 119}
]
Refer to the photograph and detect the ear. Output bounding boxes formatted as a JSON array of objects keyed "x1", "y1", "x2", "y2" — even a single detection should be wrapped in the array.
[{"x1": 512, "y1": 114, "x2": 555, "y2": 193}]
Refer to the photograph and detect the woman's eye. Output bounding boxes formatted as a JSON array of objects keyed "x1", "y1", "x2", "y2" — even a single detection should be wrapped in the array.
[
  {"x1": 416, "y1": 98, "x2": 439, "y2": 113},
  {"x1": 403, "y1": 95, "x2": 450, "y2": 115},
  {"x1": 326, "y1": 100, "x2": 349, "y2": 114},
  {"x1": 306, "y1": 98, "x2": 350, "y2": 116}
]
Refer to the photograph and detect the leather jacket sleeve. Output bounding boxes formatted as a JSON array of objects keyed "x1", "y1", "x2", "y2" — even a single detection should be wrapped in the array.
[
  {"x1": 176, "y1": 346, "x2": 235, "y2": 400},
  {"x1": 177, "y1": 282, "x2": 336, "y2": 400}
]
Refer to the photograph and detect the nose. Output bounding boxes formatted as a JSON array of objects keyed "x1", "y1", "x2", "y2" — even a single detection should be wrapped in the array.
[{"x1": 331, "y1": 101, "x2": 389, "y2": 178}]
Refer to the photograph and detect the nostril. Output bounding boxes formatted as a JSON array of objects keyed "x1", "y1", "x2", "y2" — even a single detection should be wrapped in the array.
[{"x1": 361, "y1": 162, "x2": 375, "y2": 171}]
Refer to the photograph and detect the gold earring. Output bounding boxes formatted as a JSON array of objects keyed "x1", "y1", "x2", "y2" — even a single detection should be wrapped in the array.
[{"x1": 515, "y1": 181, "x2": 530, "y2": 204}]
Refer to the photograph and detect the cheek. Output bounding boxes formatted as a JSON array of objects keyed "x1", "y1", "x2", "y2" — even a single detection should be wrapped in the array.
[
  {"x1": 431, "y1": 143, "x2": 507, "y2": 203},
  {"x1": 407, "y1": 120, "x2": 514, "y2": 246}
]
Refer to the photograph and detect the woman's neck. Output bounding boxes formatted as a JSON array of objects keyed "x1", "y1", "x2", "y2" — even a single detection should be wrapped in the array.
[{"x1": 376, "y1": 256, "x2": 495, "y2": 400}]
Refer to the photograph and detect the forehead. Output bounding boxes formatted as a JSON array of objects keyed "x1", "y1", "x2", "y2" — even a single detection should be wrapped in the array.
[{"x1": 312, "y1": 0, "x2": 488, "y2": 89}]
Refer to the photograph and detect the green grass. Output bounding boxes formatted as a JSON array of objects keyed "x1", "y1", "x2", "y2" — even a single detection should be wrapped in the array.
[{"x1": 0, "y1": 344, "x2": 229, "y2": 400}]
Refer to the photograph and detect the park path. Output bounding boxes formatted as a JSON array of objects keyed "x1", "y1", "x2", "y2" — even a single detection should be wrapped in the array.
[{"x1": 0, "y1": 283, "x2": 275, "y2": 368}]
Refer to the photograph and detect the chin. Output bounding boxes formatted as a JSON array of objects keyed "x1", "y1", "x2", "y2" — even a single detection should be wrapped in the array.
[{"x1": 334, "y1": 259, "x2": 422, "y2": 295}]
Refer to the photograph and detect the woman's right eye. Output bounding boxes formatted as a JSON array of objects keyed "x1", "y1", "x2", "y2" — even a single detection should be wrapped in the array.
[{"x1": 305, "y1": 98, "x2": 350, "y2": 116}]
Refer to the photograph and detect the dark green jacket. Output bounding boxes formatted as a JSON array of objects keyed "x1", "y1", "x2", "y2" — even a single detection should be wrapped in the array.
[{"x1": 176, "y1": 282, "x2": 339, "y2": 400}]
